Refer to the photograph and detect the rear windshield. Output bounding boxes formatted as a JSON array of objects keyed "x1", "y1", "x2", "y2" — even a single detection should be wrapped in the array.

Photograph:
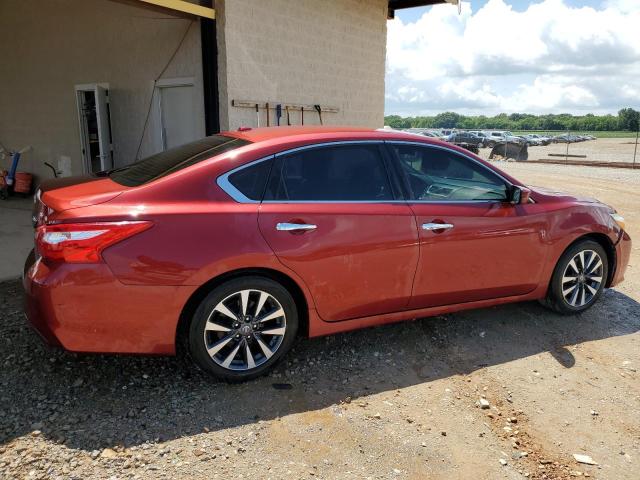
[{"x1": 109, "y1": 135, "x2": 250, "y2": 187}]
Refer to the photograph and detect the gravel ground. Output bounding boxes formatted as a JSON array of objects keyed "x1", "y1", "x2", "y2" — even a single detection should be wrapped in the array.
[{"x1": 1, "y1": 163, "x2": 639, "y2": 480}]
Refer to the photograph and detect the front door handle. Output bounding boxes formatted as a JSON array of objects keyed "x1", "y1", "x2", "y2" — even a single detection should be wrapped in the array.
[
  {"x1": 276, "y1": 222, "x2": 317, "y2": 232},
  {"x1": 422, "y1": 222, "x2": 454, "y2": 231}
]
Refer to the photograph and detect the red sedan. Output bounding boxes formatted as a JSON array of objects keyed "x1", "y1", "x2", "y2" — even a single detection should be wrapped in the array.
[{"x1": 24, "y1": 127, "x2": 631, "y2": 381}]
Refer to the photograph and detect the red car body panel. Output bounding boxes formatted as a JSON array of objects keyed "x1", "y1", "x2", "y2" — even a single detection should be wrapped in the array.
[
  {"x1": 259, "y1": 202, "x2": 419, "y2": 321},
  {"x1": 408, "y1": 201, "x2": 548, "y2": 308},
  {"x1": 23, "y1": 126, "x2": 631, "y2": 355}
]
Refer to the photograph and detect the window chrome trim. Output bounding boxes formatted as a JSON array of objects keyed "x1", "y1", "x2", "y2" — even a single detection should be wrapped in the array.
[
  {"x1": 272, "y1": 140, "x2": 385, "y2": 158},
  {"x1": 217, "y1": 139, "x2": 516, "y2": 205},
  {"x1": 216, "y1": 155, "x2": 275, "y2": 204},
  {"x1": 384, "y1": 140, "x2": 514, "y2": 203},
  {"x1": 217, "y1": 140, "x2": 389, "y2": 204}
]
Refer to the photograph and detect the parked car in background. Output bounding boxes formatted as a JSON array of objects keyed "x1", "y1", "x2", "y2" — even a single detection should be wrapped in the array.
[
  {"x1": 24, "y1": 126, "x2": 631, "y2": 381},
  {"x1": 470, "y1": 131, "x2": 490, "y2": 144},
  {"x1": 484, "y1": 131, "x2": 525, "y2": 148},
  {"x1": 553, "y1": 134, "x2": 582, "y2": 143},
  {"x1": 446, "y1": 131, "x2": 486, "y2": 147},
  {"x1": 524, "y1": 134, "x2": 551, "y2": 146},
  {"x1": 419, "y1": 131, "x2": 441, "y2": 139},
  {"x1": 519, "y1": 135, "x2": 541, "y2": 146}
]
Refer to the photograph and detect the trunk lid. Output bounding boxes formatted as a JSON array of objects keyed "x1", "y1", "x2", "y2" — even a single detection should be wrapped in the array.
[{"x1": 33, "y1": 176, "x2": 125, "y2": 226}]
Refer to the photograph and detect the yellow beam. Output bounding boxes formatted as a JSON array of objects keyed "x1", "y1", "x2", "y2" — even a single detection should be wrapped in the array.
[{"x1": 137, "y1": 0, "x2": 215, "y2": 19}]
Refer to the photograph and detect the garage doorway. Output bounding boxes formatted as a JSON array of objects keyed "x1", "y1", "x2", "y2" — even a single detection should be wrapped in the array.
[
  {"x1": 156, "y1": 78, "x2": 198, "y2": 151},
  {"x1": 75, "y1": 83, "x2": 113, "y2": 174}
]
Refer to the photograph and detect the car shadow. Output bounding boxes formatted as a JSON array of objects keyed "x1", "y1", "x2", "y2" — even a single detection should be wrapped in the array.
[{"x1": 1, "y1": 279, "x2": 638, "y2": 451}]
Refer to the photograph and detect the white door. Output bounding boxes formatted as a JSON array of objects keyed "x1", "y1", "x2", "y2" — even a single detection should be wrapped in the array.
[
  {"x1": 159, "y1": 85, "x2": 197, "y2": 150},
  {"x1": 75, "y1": 83, "x2": 113, "y2": 174},
  {"x1": 95, "y1": 85, "x2": 113, "y2": 170}
]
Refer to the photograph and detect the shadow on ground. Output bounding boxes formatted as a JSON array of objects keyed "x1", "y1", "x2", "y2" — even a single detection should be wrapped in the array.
[{"x1": 1, "y1": 278, "x2": 638, "y2": 450}]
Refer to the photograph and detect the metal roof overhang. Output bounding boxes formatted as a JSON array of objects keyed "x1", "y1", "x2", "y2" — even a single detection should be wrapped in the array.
[
  {"x1": 130, "y1": 1, "x2": 454, "y2": 21},
  {"x1": 388, "y1": 0, "x2": 450, "y2": 19},
  {"x1": 389, "y1": 0, "x2": 448, "y2": 8}
]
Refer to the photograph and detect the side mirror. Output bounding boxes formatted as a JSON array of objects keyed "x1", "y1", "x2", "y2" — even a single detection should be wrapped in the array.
[{"x1": 510, "y1": 186, "x2": 531, "y2": 205}]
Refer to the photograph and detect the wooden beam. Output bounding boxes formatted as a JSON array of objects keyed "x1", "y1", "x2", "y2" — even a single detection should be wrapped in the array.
[
  {"x1": 548, "y1": 153, "x2": 587, "y2": 158},
  {"x1": 137, "y1": 0, "x2": 215, "y2": 19}
]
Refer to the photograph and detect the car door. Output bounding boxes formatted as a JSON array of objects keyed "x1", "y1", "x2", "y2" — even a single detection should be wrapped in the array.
[
  {"x1": 386, "y1": 142, "x2": 548, "y2": 309},
  {"x1": 258, "y1": 142, "x2": 419, "y2": 322}
]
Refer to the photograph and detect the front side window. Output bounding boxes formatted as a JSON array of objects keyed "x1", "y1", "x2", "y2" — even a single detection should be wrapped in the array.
[
  {"x1": 390, "y1": 144, "x2": 508, "y2": 202},
  {"x1": 264, "y1": 144, "x2": 394, "y2": 201}
]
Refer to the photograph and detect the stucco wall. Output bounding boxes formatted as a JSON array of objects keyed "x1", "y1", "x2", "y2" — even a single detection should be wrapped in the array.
[
  {"x1": 216, "y1": 0, "x2": 388, "y2": 131},
  {"x1": 0, "y1": 0, "x2": 205, "y2": 181}
]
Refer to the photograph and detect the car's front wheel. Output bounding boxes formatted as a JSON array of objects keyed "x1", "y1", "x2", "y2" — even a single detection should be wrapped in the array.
[
  {"x1": 542, "y1": 240, "x2": 608, "y2": 315},
  {"x1": 188, "y1": 276, "x2": 298, "y2": 381}
]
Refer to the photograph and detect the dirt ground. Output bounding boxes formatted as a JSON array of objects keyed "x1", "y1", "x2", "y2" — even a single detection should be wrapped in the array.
[
  {"x1": 477, "y1": 138, "x2": 639, "y2": 164},
  {"x1": 1, "y1": 162, "x2": 638, "y2": 480}
]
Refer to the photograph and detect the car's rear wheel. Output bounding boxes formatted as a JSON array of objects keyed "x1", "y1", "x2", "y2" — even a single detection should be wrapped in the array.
[
  {"x1": 542, "y1": 240, "x2": 608, "y2": 315},
  {"x1": 188, "y1": 276, "x2": 298, "y2": 381}
]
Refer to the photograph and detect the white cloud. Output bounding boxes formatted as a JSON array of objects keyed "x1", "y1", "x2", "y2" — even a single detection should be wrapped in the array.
[{"x1": 385, "y1": 0, "x2": 640, "y2": 115}]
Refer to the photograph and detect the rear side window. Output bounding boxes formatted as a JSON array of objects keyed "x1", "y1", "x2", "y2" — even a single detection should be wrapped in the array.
[
  {"x1": 109, "y1": 135, "x2": 250, "y2": 187},
  {"x1": 226, "y1": 159, "x2": 273, "y2": 201},
  {"x1": 264, "y1": 144, "x2": 394, "y2": 201}
]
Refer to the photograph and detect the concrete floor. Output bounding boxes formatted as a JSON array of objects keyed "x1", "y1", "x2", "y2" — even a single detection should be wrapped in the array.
[{"x1": 0, "y1": 196, "x2": 33, "y2": 281}]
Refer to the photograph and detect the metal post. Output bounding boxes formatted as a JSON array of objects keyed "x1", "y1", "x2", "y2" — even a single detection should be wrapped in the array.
[
  {"x1": 634, "y1": 128, "x2": 639, "y2": 169},
  {"x1": 566, "y1": 128, "x2": 570, "y2": 164}
]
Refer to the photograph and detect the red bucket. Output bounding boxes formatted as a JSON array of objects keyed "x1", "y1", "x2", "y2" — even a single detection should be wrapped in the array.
[{"x1": 14, "y1": 172, "x2": 33, "y2": 194}]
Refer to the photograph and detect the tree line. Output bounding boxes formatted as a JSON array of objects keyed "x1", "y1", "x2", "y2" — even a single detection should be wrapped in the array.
[{"x1": 384, "y1": 108, "x2": 640, "y2": 132}]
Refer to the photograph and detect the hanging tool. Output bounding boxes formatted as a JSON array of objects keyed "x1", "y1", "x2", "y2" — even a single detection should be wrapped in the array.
[
  {"x1": 265, "y1": 102, "x2": 270, "y2": 127},
  {"x1": 255, "y1": 103, "x2": 260, "y2": 127},
  {"x1": 314, "y1": 104, "x2": 323, "y2": 125},
  {"x1": 276, "y1": 104, "x2": 282, "y2": 126},
  {"x1": 300, "y1": 106, "x2": 304, "y2": 125},
  {"x1": 285, "y1": 106, "x2": 291, "y2": 126}
]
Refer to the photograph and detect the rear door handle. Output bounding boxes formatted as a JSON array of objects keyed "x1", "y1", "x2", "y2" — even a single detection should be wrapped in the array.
[
  {"x1": 422, "y1": 222, "x2": 454, "y2": 231},
  {"x1": 276, "y1": 222, "x2": 317, "y2": 232}
]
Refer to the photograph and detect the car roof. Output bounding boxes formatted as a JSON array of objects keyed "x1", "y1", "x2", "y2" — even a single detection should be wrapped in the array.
[
  {"x1": 224, "y1": 126, "x2": 371, "y2": 142},
  {"x1": 222, "y1": 125, "x2": 436, "y2": 144}
]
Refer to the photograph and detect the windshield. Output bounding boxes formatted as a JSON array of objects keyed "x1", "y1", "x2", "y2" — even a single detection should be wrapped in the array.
[{"x1": 109, "y1": 135, "x2": 250, "y2": 187}]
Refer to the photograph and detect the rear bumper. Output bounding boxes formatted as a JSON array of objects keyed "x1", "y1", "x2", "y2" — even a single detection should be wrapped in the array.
[
  {"x1": 23, "y1": 249, "x2": 63, "y2": 347},
  {"x1": 611, "y1": 230, "x2": 631, "y2": 287},
  {"x1": 22, "y1": 251, "x2": 194, "y2": 355}
]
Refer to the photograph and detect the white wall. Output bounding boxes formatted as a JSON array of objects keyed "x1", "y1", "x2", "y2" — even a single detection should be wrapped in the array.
[
  {"x1": 0, "y1": 0, "x2": 205, "y2": 181},
  {"x1": 216, "y1": 0, "x2": 388, "y2": 131}
]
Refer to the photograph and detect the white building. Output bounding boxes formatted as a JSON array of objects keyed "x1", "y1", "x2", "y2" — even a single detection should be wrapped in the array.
[{"x1": 0, "y1": 0, "x2": 449, "y2": 181}]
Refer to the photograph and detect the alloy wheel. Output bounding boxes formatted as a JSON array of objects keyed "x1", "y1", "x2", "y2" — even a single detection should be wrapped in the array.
[
  {"x1": 203, "y1": 289, "x2": 287, "y2": 371},
  {"x1": 561, "y1": 249, "x2": 604, "y2": 308}
]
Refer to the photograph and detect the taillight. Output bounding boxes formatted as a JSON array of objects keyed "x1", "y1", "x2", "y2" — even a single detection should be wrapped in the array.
[{"x1": 35, "y1": 221, "x2": 152, "y2": 263}]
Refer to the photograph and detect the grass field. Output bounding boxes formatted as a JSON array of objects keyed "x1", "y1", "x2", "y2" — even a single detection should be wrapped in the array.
[{"x1": 513, "y1": 130, "x2": 639, "y2": 138}]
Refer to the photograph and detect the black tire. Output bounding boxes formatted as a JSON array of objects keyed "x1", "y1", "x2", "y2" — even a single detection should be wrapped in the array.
[
  {"x1": 542, "y1": 240, "x2": 608, "y2": 315},
  {"x1": 188, "y1": 276, "x2": 298, "y2": 382}
]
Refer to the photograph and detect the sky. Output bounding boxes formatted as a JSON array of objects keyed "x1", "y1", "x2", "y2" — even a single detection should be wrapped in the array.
[{"x1": 385, "y1": 0, "x2": 640, "y2": 116}]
